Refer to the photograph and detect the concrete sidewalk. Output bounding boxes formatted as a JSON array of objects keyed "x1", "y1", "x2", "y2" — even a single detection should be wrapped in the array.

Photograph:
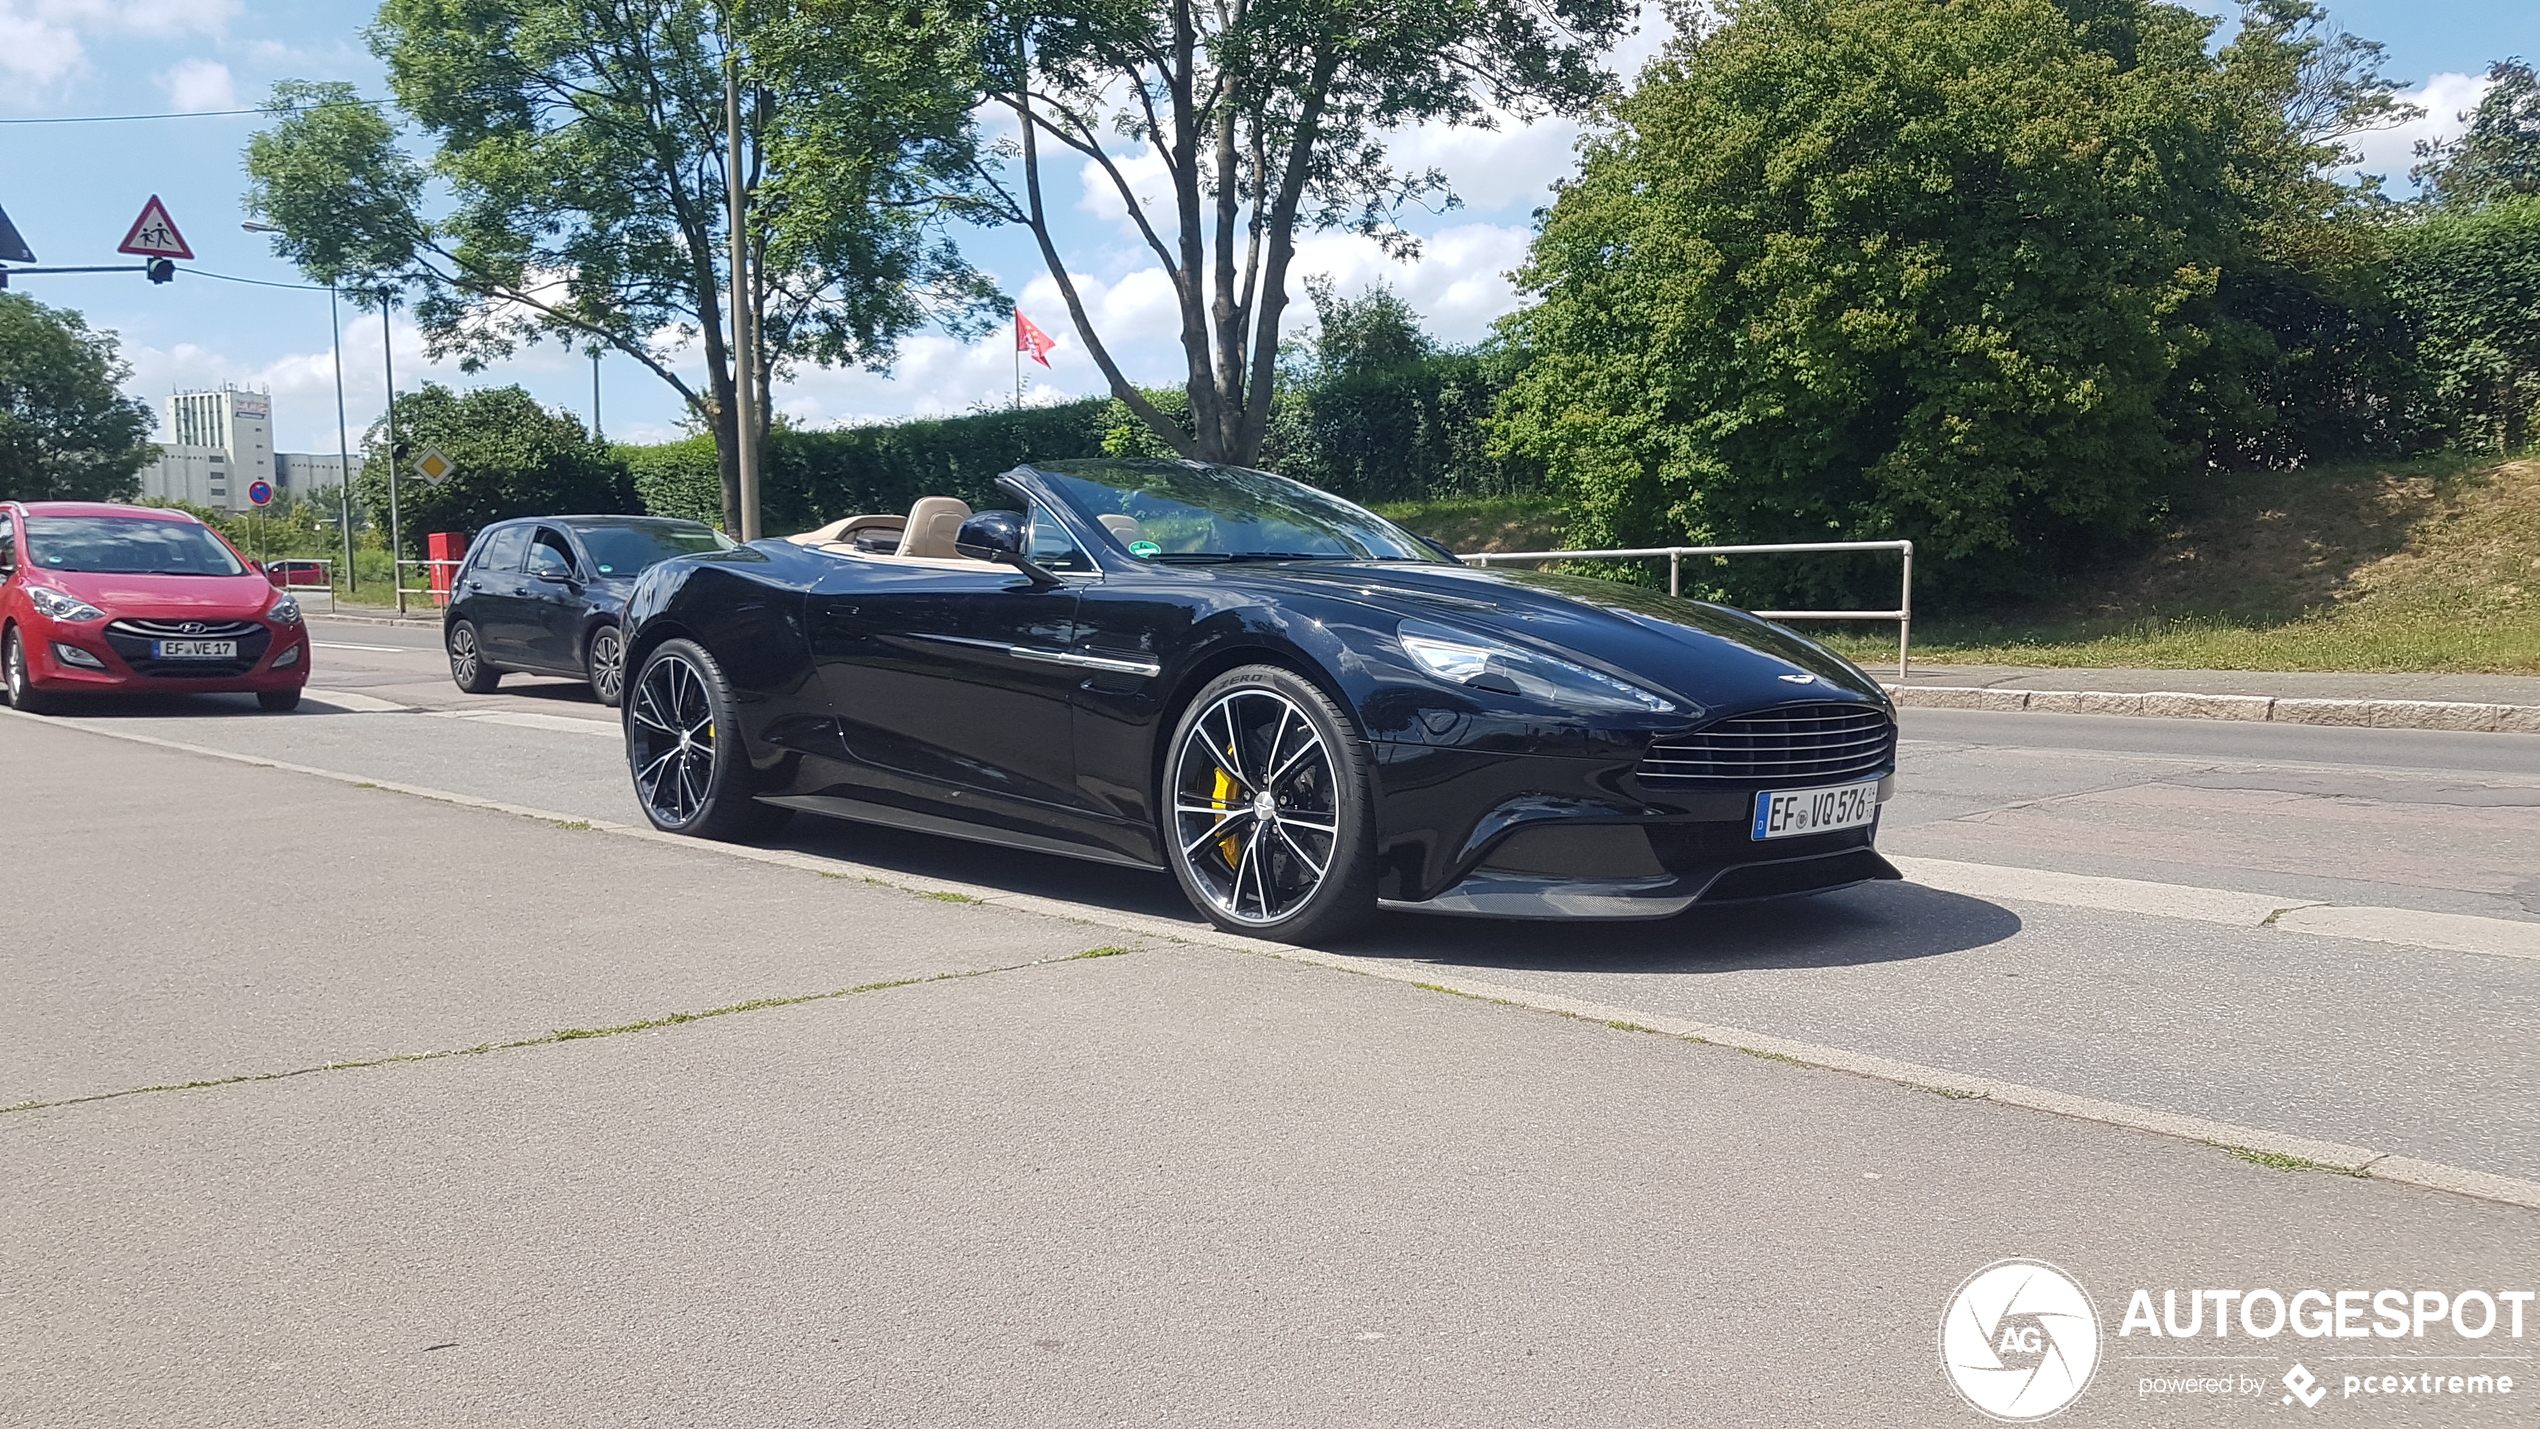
[{"x1": 6, "y1": 707, "x2": 2537, "y2": 1426}]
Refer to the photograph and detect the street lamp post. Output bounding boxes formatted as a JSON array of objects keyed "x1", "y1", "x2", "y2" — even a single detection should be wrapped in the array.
[{"x1": 242, "y1": 221, "x2": 359, "y2": 595}]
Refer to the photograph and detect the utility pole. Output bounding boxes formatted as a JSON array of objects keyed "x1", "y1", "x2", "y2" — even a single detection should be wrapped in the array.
[
  {"x1": 245, "y1": 220, "x2": 359, "y2": 594},
  {"x1": 724, "y1": 12, "x2": 761, "y2": 542},
  {"x1": 591, "y1": 347, "x2": 603, "y2": 443},
  {"x1": 381, "y1": 291, "x2": 405, "y2": 615},
  {"x1": 331, "y1": 284, "x2": 357, "y2": 592}
]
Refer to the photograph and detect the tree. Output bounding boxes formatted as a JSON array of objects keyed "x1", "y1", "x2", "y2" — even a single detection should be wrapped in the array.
[
  {"x1": 2415, "y1": 59, "x2": 2540, "y2": 210},
  {"x1": 961, "y1": 0, "x2": 1634, "y2": 466},
  {"x1": 2390, "y1": 196, "x2": 2540, "y2": 450},
  {"x1": 243, "y1": 1, "x2": 997, "y2": 535},
  {"x1": 1492, "y1": 0, "x2": 2343, "y2": 601},
  {"x1": 354, "y1": 383, "x2": 638, "y2": 545},
  {"x1": 0, "y1": 294, "x2": 156, "y2": 504}
]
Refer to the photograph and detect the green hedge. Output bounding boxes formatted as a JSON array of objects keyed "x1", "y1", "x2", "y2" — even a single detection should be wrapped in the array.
[{"x1": 627, "y1": 401, "x2": 1116, "y2": 531}]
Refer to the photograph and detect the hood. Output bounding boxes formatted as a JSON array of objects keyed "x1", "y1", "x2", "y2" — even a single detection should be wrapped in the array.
[
  {"x1": 1226, "y1": 561, "x2": 1889, "y2": 713},
  {"x1": 36, "y1": 568, "x2": 279, "y2": 620}
]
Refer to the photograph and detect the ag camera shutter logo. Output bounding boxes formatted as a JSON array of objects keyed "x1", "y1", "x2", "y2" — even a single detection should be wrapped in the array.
[{"x1": 1941, "y1": 1259, "x2": 2103, "y2": 1421}]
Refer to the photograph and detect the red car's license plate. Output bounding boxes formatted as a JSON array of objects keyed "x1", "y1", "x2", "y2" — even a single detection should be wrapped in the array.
[{"x1": 151, "y1": 639, "x2": 238, "y2": 659}]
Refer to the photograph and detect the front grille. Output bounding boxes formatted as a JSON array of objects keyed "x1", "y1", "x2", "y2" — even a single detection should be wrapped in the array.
[
  {"x1": 1637, "y1": 702, "x2": 1895, "y2": 787},
  {"x1": 101, "y1": 619, "x2": 271, "y2": 677},
  {"x1": 107, "y1": 619, "x2": 262, "y2": 639}
]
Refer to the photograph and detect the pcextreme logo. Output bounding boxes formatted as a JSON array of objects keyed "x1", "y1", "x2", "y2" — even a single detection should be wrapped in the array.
[{"x1": 1940, "y1": 1259, "x2": 2103, "y2": 1422}]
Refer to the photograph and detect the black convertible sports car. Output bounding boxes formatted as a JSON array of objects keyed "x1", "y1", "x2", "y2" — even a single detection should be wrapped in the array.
[{"x1": 619, "y1": 459, "x2": 1901, "y2": 942}]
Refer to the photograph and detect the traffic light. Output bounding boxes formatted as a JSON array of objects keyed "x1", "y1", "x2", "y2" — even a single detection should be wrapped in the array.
[{"x1": 146, "y1": 258, "x2": 175, "y2": 284}]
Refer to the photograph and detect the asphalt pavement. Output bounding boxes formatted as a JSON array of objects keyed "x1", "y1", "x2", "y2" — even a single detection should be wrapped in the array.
[{"x1": 4, "y1": 619, "x2": 2535, "y2": 1426}]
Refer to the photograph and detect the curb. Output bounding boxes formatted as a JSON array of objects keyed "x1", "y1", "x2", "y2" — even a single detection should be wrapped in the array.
[
  {"x1": 1887, "y1": 684, "x2": 2540, "y2": 735},
  {"x1": 10, "y1": 704, "x2": 2539, "y2": 1214}
]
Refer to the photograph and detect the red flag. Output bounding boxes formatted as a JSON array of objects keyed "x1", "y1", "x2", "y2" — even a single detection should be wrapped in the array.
[{"x1": 1015, "y1": 310, "x2": 1057, "y2": 367}]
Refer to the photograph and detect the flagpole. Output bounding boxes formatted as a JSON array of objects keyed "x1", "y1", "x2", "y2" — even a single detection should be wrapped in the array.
[{"x1": 1013, "y1": 311, "x2": 1022, "y2": 411}]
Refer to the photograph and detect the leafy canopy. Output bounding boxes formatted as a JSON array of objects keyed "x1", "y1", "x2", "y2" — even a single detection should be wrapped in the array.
[
  {"x1": 0, "y1": 294, "x2": 157, "y2": 504},
  {"x1": 967, "y1": 0, "x2": 1634, "y2": 465},
  {"x1": 245, "y1": 1, "x2": 997, "y2": 531},
  {"x1": 355, "y1": 383, "x2": 637, "y2": 546},
  {"x1": 2415, "y1": 59, "x2": 2540, "y2": 210},
  {"x1": 1493, "y1": 0, "x2": 2337, "y2": 600}
]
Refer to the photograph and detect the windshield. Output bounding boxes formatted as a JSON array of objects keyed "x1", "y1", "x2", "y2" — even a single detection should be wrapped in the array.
[
  {"x1": 1036, "y1": 460, "x2": 1443, "y2": 563},
  {"x1": 24, "y1": 516, "x2": 246, "y2": 576},
  {"x1": 573, "y1": 522, "x2": 734, "y2": 576}
]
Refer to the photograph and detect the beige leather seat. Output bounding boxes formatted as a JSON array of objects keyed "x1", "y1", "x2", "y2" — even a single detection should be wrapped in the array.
[
  {"x1": 896, "y1": 497, "x2": 973, "y2": 559},
  {"x1": 1098, "y1": 513, "x2": 1146, "y2": 547}
]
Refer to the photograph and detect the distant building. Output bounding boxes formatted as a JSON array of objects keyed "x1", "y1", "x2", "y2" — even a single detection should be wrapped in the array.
[{"x1": 134, "y1": 387, "x2": 347, "y2": 513}]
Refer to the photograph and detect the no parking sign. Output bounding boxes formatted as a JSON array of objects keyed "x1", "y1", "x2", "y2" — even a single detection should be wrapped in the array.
[{"x1": 247, "y1": 480, "x2": 273, "y2": 507}]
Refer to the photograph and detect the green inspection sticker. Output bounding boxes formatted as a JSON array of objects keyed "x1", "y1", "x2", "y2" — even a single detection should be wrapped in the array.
[{"x1": 1128, "y1": 540, "x2": 1161, "y2": 558}]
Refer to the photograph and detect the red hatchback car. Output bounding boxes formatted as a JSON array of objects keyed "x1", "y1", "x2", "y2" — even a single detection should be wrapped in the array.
[{"x1": 0, "y1": 501, "x2": 312, "y2": 714}]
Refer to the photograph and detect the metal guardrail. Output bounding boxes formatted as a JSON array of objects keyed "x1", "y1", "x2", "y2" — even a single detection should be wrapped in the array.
[
  {"x1": 259, "y1": 558, "x2": 339, "y2": 614},
  {"x1": 392, "y1": 558, "x2": 466, "y2": 616},
  {"x1": 1458, "y1": 540, "x2": 1916, "y2": 680}
]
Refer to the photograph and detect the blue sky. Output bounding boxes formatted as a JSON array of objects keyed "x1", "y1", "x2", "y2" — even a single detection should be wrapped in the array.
[{"x1": 0, "y1": 0, "x2": 2532, "y2": 455}]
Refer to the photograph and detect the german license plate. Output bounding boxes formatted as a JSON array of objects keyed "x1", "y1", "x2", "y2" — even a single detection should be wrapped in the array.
[
  {"x1": 151, "y1": 639, "x2": 237, "y2": 659},
  {"x1": 1752, "y1": 780, "x2": 1880, "y2": 840}
]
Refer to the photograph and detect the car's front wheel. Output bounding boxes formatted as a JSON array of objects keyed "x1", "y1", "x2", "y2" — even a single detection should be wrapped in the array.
[
  {"x1": 2, "y1": 627, "x2": 64, "y2": 716},
  {"x1": 446, "y1": 619, "x2": 501, "y2": 694},
  {"x1": 1162, "y1": 665, "x2": 1378, "y2": 944},
  {"x1": 257, "y1": 689, "x2": 301, "y2": 712},
  {"x1": 625, "y1": 638, "x2": 791, "y2": 841},
  {"x1": 585, "y1": 622, "x2": 626, "y2": 707}
]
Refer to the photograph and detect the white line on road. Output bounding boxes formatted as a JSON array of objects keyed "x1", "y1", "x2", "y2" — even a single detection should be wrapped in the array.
[
  {"x1": 9, "y1": 702, "x2": 2538, "y2": 1212},
  {"x1": 310, "y1": 642, "x2": 413, "y2": 653},
  {"x1": 437, "y1": 710, "x2": 619, "y2": 738},
  {"x1": 302, "y1": 690, "x2": 411, "y2": 714}
]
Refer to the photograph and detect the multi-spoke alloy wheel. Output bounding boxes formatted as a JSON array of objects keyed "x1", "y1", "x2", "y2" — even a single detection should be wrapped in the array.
[
  {"x1": 628, "y1": 647, "x2": 718, "y2": 829},
  {"x1": 446, "y1": 620, "x2": 499, "y2": 693},
  {"x1": 623, "y1": 638, "x2": 790, "y2": 841},
  {"x1": 1163, "y1": 667, "x2": 1376, "y2": 942},
  {"x1": 587, "y1": 623, "x2": 626, "y2": 707}
]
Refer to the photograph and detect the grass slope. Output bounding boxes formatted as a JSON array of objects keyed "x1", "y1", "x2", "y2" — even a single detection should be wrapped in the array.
[
  {"x1": 1847, "y1": 453, "x2": 2540, "y2": 673},
  {"x1": 1381, "y1": 455, "x2": 2540, "y2": 674}
]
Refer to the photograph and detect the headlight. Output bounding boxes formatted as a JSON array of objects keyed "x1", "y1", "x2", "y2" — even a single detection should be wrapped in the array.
[
  {"x1": 266, "y1": 593, "x2": 304, "y2": 625},
  {"x1": 27, "y1": 587, "x2": 106, "y2": 623},
  {"x1": 1397, "y1": 619, "x2": 1675, "y2": 714}
]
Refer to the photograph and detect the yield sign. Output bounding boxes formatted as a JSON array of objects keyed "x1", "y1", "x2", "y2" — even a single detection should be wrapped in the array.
[{"x1": 117, "y1": 195, "x2": 194, "y2": 259}]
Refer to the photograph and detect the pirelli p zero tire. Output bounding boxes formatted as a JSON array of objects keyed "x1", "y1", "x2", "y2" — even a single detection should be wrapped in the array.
[
  {"x1": 1162, "y1": 664, "x2": 1378, "y2": 945},
  {"x1": 625, "y1": 638, "x2": 791, "y2": 841}
]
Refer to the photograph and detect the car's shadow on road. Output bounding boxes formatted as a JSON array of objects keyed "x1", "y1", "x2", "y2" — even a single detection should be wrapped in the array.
[{"x1": 761, "y1": 815, "x2": 2020, "y2": 974}]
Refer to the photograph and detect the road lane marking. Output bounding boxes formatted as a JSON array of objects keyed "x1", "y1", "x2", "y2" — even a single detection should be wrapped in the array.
[
  {"x1": 303, "y1": 690, "x2": 411, "y2": 713},
  {"x1": 438, "y1": 710, "x2": 620, "y2": 738},
  {"x1": 7, "y1": 701, "x2": 2537, "y2": 1212},
  {"x1": 2273, "y1": 905, "x2": 2540, "y2": 962},
  {"x1": 1889, "y1": 856, "x2": 2317, "y2": 927},
  {"x1": 310, "y1": 642, "x2": 412, "y2": 653}
]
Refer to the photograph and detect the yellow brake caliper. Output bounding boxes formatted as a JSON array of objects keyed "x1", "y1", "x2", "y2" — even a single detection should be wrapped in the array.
[{"x1": 1212, "y1": 758, "x2": 1244, "y2": 868}]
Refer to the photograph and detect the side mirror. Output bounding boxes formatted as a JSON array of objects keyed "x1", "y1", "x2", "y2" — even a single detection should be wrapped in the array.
[{"x1": 955, "y1": 510, "x2": 1061, "y2": 588}]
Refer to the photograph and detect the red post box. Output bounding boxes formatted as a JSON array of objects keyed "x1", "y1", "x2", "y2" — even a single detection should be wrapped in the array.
[{"x1": 427, "y1": 530, "x2": 470, "y2": 607}]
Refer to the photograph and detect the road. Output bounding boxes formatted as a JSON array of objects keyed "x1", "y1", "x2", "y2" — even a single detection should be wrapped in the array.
[{"x1": 3, "y1": 616, "x2": 2534, "y2": 1426}]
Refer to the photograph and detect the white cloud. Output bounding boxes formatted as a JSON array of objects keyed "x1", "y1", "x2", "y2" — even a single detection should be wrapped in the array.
[
  {"x1": 0, "y1": 0, "x2": 241, "y2": 95},
  {"x1": 157, "y1": 57, "x2": 236, "y2": 113},
  {"x1": 2336, "y1": 72, "x2": 2492, "y2": 191}
]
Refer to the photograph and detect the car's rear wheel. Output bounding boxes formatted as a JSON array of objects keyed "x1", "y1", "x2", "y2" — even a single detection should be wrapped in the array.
[
  {"x1": 257, "y1": 689, "x2": 301, "y2": 712},
  {"x1": 3, "y1": 627, "x2": 65, "y2": 716},
  {"x1": 626, "y1": 638, "x2": 791, "y2": 841},
  {"x1": 585, "y1": 623, "x2": 626, "y2": 707},
  {"x1": 447, "y1": 619, "x2": 500, "y2": 693},
  {"x1": 1162, "y1": 666, "x2": 1377, "y2": 944}
]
